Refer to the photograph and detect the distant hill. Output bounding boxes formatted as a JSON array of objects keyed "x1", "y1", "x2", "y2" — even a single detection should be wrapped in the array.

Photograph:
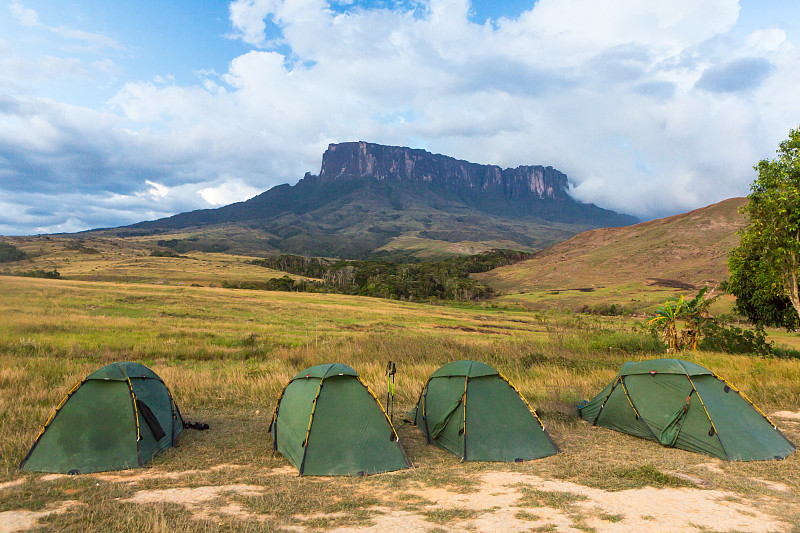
[
  {"x1": 476, "y1": 197, "x2": 746, "y2": 292},
  {"x1": 95, "y1": 142, "x2": 637, "y2": 259}
]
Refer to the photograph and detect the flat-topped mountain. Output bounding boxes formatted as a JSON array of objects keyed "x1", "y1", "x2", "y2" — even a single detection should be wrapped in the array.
[
  {"x1": 108, "y1": 142, "x2": 637, "y2": 259},
  {"x1": 318, "y1": 141, "x2": 569, "y2": 202}
]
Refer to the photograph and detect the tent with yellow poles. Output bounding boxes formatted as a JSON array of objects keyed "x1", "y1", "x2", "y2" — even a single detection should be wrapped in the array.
[
  {"x1": 269, "y1": 363, "x2": 411, "y2": 476},
  {"x1": 409, "y1": 360, "x2": 558, "y2": 462},
  {"x1": 578, "y1": 358, "x2": 795, "y2": 461},
  {"x1": 20, "y1": 362, "x2": 183, "y2": 474}
]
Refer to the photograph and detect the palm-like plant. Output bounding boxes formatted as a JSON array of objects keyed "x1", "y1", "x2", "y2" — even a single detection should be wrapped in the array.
[
  {"x1": 647, "y1": 296, "x2": 685, "y2": 352},
  {"x1": 681, "y1": 286, "x2": 719, "y2": 350},
  {"x1": 647, "y1": 286, "x2": 718, "y2": 352}
]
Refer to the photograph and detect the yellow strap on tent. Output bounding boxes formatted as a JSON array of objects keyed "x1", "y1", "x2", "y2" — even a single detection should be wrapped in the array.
[
  {"x1": 303, "y1": 378, "x2": 325, "y2": 447},
  {"x1": 619, "y1": 379, "x2": 641, "y2": 418},
  {"x1": 711, "y1": 372, "x2": 777, "y2": 429},
  {"x1": 685, "y1": 374, "x2": 718, "y2": 437},
  {"x1": 462, "y1": 376, "x2": 468, "y2": 437},
  {"x1": 127, "y1": 377, "x2": 141, "y2": 442},
  {"x1": 358, "y1": 377, "x2": 400, "y2": 440},
  {"x1": 269, "y1": 377, "x2": 294, "y2": 430},
  {"x1": 498, "y1": 371, "x2": 546, "y2": 429},
  {"x1": 34, "y1": 379, "x2": 85, "y2": 443}
]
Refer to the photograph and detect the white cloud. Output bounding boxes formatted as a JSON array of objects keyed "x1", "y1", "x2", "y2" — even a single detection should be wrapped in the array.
[
  {"x1": 199, "y1": 179, "x2": 261, "y2": 205},
  {"x1": 144, "y1": 180, "x2": 170, "y2": 199},
  {"x1": 3, "y1": 0, "x2": 800, "y2": 235},
  {"x1": 9, "y1": 2, "x2": 38, "y2": 26},
  {"x1": 9, "y1": 2, "x2": 121, "y2": 53}
]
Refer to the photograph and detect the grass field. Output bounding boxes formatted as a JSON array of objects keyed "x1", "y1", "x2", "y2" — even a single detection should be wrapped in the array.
[{"x1": 1, "y1": 271, "x2": 800, "y2": 532}]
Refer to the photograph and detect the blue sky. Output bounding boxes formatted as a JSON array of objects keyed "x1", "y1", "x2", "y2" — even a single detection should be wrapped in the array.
[{"x1": 2, "y1": 0, "x2": 800, "y2": 235}]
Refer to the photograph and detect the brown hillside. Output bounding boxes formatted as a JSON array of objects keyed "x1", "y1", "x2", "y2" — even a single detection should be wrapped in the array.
[{"x1": 476, "y1": 197, "x2": 747, "y2": 292}]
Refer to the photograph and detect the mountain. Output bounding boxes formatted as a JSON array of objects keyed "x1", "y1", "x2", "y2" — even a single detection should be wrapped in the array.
[
  {"x1": 475, "y1": 197, "x2": 746, "y2": 293},
  {"x1": 110, "y1": 142, "x2": 637, "y2": 259}
]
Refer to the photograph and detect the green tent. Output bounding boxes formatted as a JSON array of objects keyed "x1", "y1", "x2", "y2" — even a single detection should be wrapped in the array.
[
  {"x1": 269, "y1": 363, "x2": 410, "y2": 476},
  {"x1": 410, "y1": 360, "x2": 558, "y2": 462},
  {"x1": 20, "y1": 362, "x2": 184, "y2": 474},
  {"x1": 578, "y1": 358, "x2": 795, "y2": 461}
]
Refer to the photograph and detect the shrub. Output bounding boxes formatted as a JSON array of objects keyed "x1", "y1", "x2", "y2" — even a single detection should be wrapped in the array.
[
  {"x1": 0, "y1": 242, "x2": 26, "y2": 263},
  {"x1": 698, "y1": 322, "x2": 773, "y2": 356}
]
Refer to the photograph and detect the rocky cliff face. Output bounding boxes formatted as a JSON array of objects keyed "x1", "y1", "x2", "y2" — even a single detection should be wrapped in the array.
[{"x1": 315, "y1": 141, "x2": 570, "y2": 202}]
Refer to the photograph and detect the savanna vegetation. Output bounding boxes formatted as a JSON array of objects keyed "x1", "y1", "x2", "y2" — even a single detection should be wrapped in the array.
[
  {"x1": 1, "y1": 274, "x2": 799, "y2": 531},
  {"x1": 244, "y1": 249, "x2": 534, "y2": 301},
  {"x1": 0, "y1": 242, "x2": 26, "y2": 263}
]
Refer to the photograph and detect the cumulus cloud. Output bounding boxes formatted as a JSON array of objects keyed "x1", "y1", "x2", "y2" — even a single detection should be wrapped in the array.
[
  {"x1": 2, "y1": 0, "x2": 800, "y2": 234},
  {"x1": 695, "y1": 57, "x2": 773, "y2": 92}
]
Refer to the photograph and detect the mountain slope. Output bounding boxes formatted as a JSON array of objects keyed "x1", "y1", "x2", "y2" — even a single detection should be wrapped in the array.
[
  {"x1": 106, "y1": 142, "x2": 637, "y2": 259},
  {"x1": 476, "y1": 197, "x2": 746, "y2": 292}
]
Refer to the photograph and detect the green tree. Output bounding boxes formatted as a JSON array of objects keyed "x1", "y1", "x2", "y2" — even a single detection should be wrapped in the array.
[
  {"x1": 726, "y1": 237, "x2": 798, "y2": 330},
  {"x1": 728, "y1": 126, "x2": 800, "y2": 328}
]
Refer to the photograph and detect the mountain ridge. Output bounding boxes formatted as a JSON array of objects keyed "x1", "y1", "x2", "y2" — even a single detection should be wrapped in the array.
[{"x1": 107, "y1": 141, "x2": 637, "y2": 259}]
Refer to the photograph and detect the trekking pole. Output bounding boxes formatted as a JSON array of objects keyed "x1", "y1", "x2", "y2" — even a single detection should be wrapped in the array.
[{"x1": 386, "y1": 361, "x2": 396, "y2": 423}]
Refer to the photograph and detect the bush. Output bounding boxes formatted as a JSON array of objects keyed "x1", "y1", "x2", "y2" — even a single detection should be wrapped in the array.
[
  {"x1": 0, "y1": 242, "x2": 26, "y2": 263},
  {"x1": 11, "y1": 268, "x2": 62, "y2": 279},
  {"x1": 698, "y1": 322, "x2": 773, "y2": 356}
]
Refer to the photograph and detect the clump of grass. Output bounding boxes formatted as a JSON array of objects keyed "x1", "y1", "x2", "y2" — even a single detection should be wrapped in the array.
[
  {"x1": 516, "y1": 486, "x2": 588, "y2": 509},
  {"x1": 608, "y1": 465, "x2": 696, "y2": 489},
  {"x1": 422, "y1": 507, "x2": 481, "y2": 524},
  {"x1": 598, "y1": 512, "x2": 624, "y2": 522},
  {"x1": 514, "y1": 509, "x2": 539, "y2": 520}
]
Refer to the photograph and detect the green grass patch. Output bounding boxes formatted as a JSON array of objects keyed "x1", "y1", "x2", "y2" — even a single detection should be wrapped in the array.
[{"x1": 422, "y1": 507, "x2": 482, "y2": 524}]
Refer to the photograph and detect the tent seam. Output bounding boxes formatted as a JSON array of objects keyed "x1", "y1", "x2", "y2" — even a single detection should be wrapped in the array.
[
  {"x1": 18, "y1": 378, "x2": 86, "y2": 470},
  {"x1": 591, "y1": 376, "x2": 621, "y2": 425},
  {"x1": 125, "y1": 376, "x2": 144, "y2": 467},
  {"x1": 298, "y1": 377, "x2": 325, "y2": 476},
  {"x1": 356, "y1": 377, "x2": 412, "y2": 468},
  {"x1": 619, "y1": 377, "x2": 660, "y2": 443}
]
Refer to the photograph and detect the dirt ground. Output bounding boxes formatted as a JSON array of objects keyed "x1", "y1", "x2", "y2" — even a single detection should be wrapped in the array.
[
  {"x1": 2, "y1": 412, "x2": 798, "y2": 533},
  {"x1": 0, "y1": 467, "x2": 791, "y2": 533}
]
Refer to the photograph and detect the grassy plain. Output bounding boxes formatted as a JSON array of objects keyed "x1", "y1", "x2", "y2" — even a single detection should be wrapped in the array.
[{"x1": 1, "y1": 270, "x2": 800, "y2": 531}]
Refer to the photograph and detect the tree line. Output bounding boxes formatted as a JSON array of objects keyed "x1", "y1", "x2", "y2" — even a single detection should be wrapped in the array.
[{"x1": 242, "y1": 249, "x2": 534, "y2": 301}]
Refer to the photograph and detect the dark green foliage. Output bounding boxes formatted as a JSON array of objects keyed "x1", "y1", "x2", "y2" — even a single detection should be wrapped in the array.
[
  {"x1": 698, "y1": 322, "x2": 773, "y2": 356},
  {"x1": 65, "y1": 241, "x2": 100, "y2": 254},
  {"x1": 0, "y1": 242, "x2": 26, "y2": 263},
  {"x1": 156, "y1": 238, "x2": 229, "y2": 254},
  {"x1": 726, "y1": 241, "x2": 799, "y2": 330},
  {"x1": 728, "y1": 125, "x2": 800, "y2": 329},
  {"x1": 149, "y1": 250, "x2": 187, "y2": 258},
  {"x1": 244, "y1": 250, "x2": 533, "y2": 301},
  {"x1": 6, "y1": 268, "x2": 61, "y2": 279},
  {"x1": 578, "y1": 303, "x2": 634, "y2": 316}
]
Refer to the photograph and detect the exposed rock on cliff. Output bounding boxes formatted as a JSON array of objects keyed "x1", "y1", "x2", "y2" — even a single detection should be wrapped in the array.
[{"x1": 317, "y1": 141, "x2": 570, "y2": 202}]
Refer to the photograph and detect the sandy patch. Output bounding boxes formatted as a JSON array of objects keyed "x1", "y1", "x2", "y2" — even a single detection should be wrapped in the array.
[
  {"x1": 93, "y1": 463, "x2": 248, "y2": 483},
  {"x1": 331, "y1": 471, "x2": 787, "y2": 533},
  {"x1": 122, "y1": 484, "x2": 266, "y2": 521},
  {"x1": 771, "y1": 411, "x2": 800, "y2": 420},
  {"x1": 750, "y1": 478, "x2": 791, "y2": 493},
  {"x1": 0, "y1": 479, "x2": 24, "y2": 492},
  {"x1": 696, "y1": 461, "x2": 725, "y2": 474},
  {"x1": 0, "y1": 501, "x2": 80, "y2": 533}
]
